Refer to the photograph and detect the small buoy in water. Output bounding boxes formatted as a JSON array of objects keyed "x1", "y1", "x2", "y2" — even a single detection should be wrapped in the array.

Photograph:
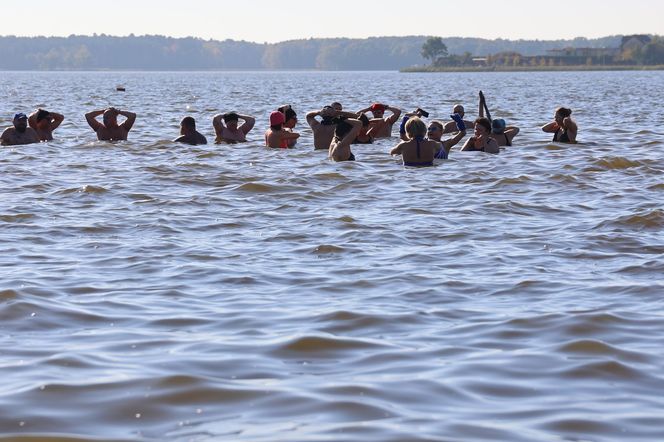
[{"x1": 116, "y1": 86, "x2": 126, "y2": 92}]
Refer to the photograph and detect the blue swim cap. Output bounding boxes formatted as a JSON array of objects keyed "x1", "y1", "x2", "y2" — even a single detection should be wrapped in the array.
[{"x1": 491, "y1": 118, "x2": 506, "y2": 134}]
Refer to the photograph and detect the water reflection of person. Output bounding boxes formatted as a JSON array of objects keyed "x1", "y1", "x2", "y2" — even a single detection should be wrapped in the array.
[{"x1": 542, "y1": 107, "x2": 577, "y2": 143}]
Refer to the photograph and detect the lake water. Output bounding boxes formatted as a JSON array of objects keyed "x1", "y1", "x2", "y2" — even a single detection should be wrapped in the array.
[{"x1": 1, "y1": 70, "x2": 663, "y2": 442}]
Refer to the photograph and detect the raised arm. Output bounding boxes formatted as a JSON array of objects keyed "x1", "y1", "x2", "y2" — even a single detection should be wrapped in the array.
[
  {"x1": 48, "y1": 112, "x2": 65, "y2": 130},
  {"x1": 237, "y1": 114, "x2": 255, "y2": 134},
  {"x1": 442, "y1": 129, "x2": 467, "y2": 152},
  {"x1": 85, "y1": 109, "x2": 105, "y2": 131},
  {"x1": 306, "y1": 110, "x2": 321, "y2": 129},
  {"x1": 384, "y1": 105, "x2": 402, "y2": 125},
  {"x1": 505, "y1": 126, "x2": 520, "y2": 142},
  {"x1": 541, "y1": 121, "x2": 559, "y2": 133},
  {"x1": 118, "y1": 109, "x2": 136, "y2": 132},
  {"x1": 212, "y1": 114, "x2": 225, "y2": 138}
]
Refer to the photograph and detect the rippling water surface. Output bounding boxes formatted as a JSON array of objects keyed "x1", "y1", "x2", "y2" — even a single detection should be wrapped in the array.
[{"x1": 1, "y1": 71, "x2": 663, "y2": 441}]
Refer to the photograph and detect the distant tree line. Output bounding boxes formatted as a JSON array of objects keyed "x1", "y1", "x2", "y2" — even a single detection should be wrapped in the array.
[{"x1": 0, "y1": 34, "x2": 638, "y2": 71}]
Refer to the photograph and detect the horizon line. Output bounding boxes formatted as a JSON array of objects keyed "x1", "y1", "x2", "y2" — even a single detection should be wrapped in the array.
[{"x1": 0, "y1": 33, "x2": 653, "y2": 45}]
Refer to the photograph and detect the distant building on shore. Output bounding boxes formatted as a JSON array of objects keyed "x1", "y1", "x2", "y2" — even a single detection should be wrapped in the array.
[{"x1": 480, "y1": 34, "x2": 653, "y2": 67}]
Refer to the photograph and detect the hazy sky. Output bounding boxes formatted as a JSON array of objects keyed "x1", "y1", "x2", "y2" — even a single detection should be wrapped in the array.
[{"x1": 5, "y1": 0, "x2": 661, "y2": 42}]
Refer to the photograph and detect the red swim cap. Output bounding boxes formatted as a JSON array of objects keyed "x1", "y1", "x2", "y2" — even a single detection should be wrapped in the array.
[
  {"x1": 370, "y1": 103, "x2": 386, "y2": 112},
  {"x1": 269, "y1": 111, "x2": 285, "y2": 126}
]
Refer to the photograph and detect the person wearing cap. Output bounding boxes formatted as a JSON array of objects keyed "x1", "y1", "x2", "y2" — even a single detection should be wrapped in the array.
[
  {"x1": 85, "y1": 107, "x2": 136, "y2": 141},
  {"x1": 477, "y1": 93, "x2": 519, "y2": 147},
  {"x1": 329, "y1": 117, "x2": 362, "y2": 162},
  {"x1": 442, "y1": 104, "x2": 475, "y2": 134},
  {"x1": 1, "y1": 113, "x2": 40, "y2": 146},
  {"x1": 212, "y1": 112, "x2": 255, "y2": 144},
  {"x1": 174, "y1": 116, "x2": 207, "y2": 145},
  {"x1": 28, "y1": 108, "x2": 65, "y2": 141},
  {"x1": 487, "y1": 118, "x2": 519, "y2": 147},
  {"x1": 357, "y1": 103, "x2": 402, "y2": 138},
  {"x1": 265, "y1": 111, "x2": 300, "y2": 149}
]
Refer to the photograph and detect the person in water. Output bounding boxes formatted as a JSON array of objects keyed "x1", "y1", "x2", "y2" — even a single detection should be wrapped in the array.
[
  {"x1": 212, "y1": 112, "x2": 255, "y2": 144},
  {"x1": 425, "y1": 115, "x2": 467, "y2": 159},
  {"x1": 265, "y1": 111, "x2": 300, "y2": 149},
  {"x1": 1, "y1": 113, "x2": 40, "y2": 146},
  {"x1": 329, "y1": 117, "x2": 362, "y2": 162},
  {"x1": 488, "y1": 118, "x2": 520, "y2": 147},
  {"x1": 542, "y1": 107, "x2": 577, "y2": 143},
  {"x1": 28, "y1": 108, "x2": 65, "y2": 141},
  {"x1": 357, "y1": 103, "x2": 401, "y2": 138},
  {"x1": 460, "y1": 117, "x2": 500, "y2": 154},
  {"x1": 85, "y1": 107, "x2": 136, "y2": 141},
  {"x1": 477, "y1": 93, "x2": 519, "y2": 147},
  {"x1": 353, "y1": 113, "x2": 374, "y2": 144},
  {"x1": 306, "y1": 106, "x2": 338, "y2": 150},
  {"x1": 390, "y1": 117, "x2": 443, "y2": 167},
  {"x1": 277, "y1": 105, "x2": 299, "y2": 147},
  {"x1": 174, "y1": 116, "x2": 207, "y2": 145},
  {"x1": 442, "y1": 104, "x2": 475, "y2": 134},
  {"x1": 307, "y1": 106, "x2": 362, "y2": 150},
  {"x1": 399, "y1": 108, "x2": 430, "y2": 142}
]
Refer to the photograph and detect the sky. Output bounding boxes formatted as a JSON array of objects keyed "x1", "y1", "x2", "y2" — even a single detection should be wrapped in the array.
[{"x1": 4, "y1": 0, "x2": 661, "y2": 43}]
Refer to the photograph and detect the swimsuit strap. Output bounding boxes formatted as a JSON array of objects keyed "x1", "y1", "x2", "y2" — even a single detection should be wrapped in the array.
[{"x1": 414, "y1": 136, "x2": 425, "y2": 158}]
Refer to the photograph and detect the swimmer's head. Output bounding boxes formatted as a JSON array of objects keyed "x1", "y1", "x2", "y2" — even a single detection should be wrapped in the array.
[
  {"x1": 474, "y1": 117, "x2": 492, "y2": 135},
  {"x1": 223, "y1": 112, "x2": 240, "y2": 129},
  {"x1": 269, "y1": 111, "x2": 285, "y2": 129},
  {"x1": 491, "y1": 118, "x2": 506, "y2": 134},
  {"x1": 331, "y1": 102, "x2": 342, "y2": 112},
  {"x1": 13, "y1": 112, "x2": 28, "y2": 131},
  {"x1": 452, "y1": 104, "x2": 465, "y2": 117},
  {"x1": 103, "y1": 108, "x2": 119, "y2": 127},
  {"x1": 283, "y1": 108, "x2": 297, "y2": 129},
  {"x1": 370, "y1": 103, "x2": 385, "y2": 117},
  {"x1": 555, "y1": 107, "x2": 572, "y2": 122},
  {"x1": 405, "y1": 117, "x2": 427, "y2": 140},
  {"x1": 334, "y1": 119, "x2": 353, "y2": 140}
]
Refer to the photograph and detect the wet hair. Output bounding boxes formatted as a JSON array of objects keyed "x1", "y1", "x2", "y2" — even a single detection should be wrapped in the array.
[
  {"x1": 474, "y1": 117, "x2": 492, "y2": 133},
  {"x1": 358, "y1": 113, "x2": 370, "y2": 127},
  {"x1": 283, "y1": 108, "x2": 297, "y2": 122},
  {"x1": 223, "y1": 112, "x2": 239, "y2": 123},
  {"x1": 331, "y1": 102, "x2": 342, "y2": 110},
  {"x1": 429, "y1": 120, "x2": 444, "y2": 131},
  {"x1": 36, "y1": 109, "x2": 51, "y2": 122},
  {"x1": 270, "y1": 123, "x2": 283, "y2": 131},
  {"x1": 405, "y1": 117, "x2": 427, "y2": 139},
  {"x1": 181, "y1": 116, "x2": 196, "y2": 129},
  {"x1": 334, "y1": 120, "x2": 353, "y2": 140},
  {"x1": 556, "y1": 107, "x2": 572, "y2": 118}
]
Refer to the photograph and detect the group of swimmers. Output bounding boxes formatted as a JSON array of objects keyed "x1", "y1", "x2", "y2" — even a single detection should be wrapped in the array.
[{"x1": 1, "y1": 92, "x2": 578, "y2": 167}]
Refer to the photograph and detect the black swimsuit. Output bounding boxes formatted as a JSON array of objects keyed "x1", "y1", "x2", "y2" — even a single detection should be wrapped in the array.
[{"x1": 553, "y1": 128, "x2": 571, "y2": 143}]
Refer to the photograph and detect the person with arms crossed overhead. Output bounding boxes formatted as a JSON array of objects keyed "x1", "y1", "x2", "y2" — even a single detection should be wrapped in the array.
[
  {"x1": 357, "y1": 103, "x2": 402, "y2": 138},
  {"x1": 329, "y1": 117, "x2": 362, "y2": 162},
  {"x1": 1, "y1": 113, "x2": 40, "y2": 146},
  {"x1": 212, "y1": 112, "x2": 255, "y2": 144},
  {"x1": 85, "y1": 107, "x2": 136, "y2": 141},
  {"x1": 28, "y1": 108, "x2": 65, "y2": 141}
]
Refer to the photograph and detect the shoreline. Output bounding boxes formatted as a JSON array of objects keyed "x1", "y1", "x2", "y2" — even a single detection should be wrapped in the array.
[{"x1": 401, "y1": 65, "x2": 664, "y2": 73}]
